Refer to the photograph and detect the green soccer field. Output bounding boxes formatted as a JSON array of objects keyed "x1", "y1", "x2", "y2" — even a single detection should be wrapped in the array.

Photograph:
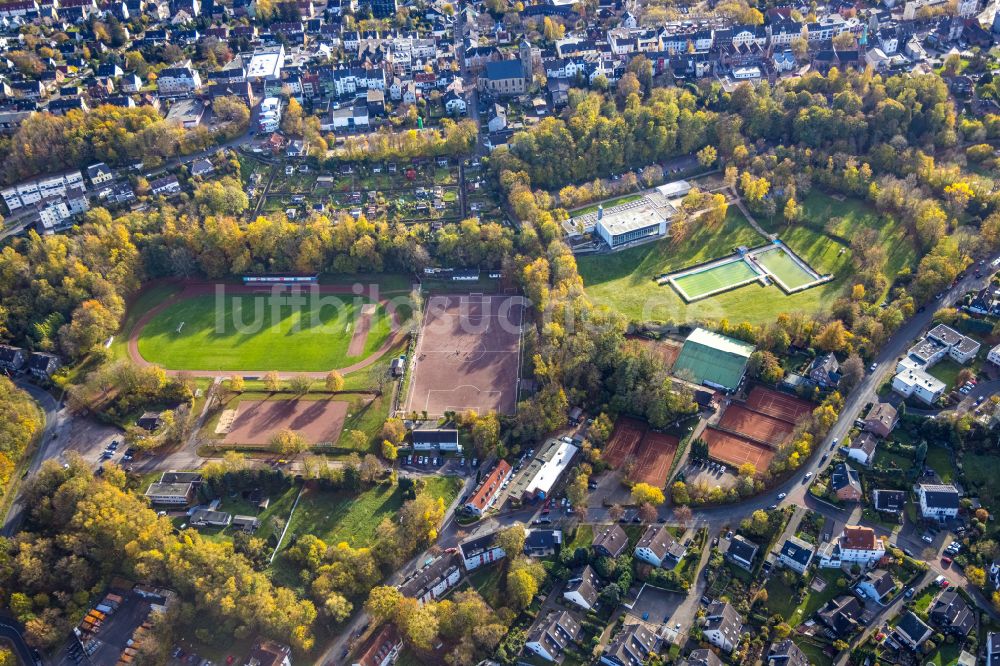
[
  {"x1": 136, "y1": 293, "x2": 395, "y2": 371},
  {"x1": 673, "y1": 259, "x2": 759, "y2": 300},
  {"x1": 755, "y1": 248, "x2": 817, "y2": 290}
]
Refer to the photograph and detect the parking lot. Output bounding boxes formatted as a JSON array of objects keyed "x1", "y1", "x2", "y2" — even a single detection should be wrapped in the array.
[{"x1": 626, "y1": 585, "x2": 686, "y2": 630}]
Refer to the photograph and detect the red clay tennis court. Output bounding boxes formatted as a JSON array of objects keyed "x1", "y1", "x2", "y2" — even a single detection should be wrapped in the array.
[
  {"x1": 632, "y1": 432, "x2": 679, "y2": 487},
  {"x1": 745, "y1": 386, "x2": 813, "y2": 424},
  {"x1": 224, "y1": 399, "x2": 348, "y2": 446},
  {"x1": 717, "y1": 403, "x2": 795, "y2": 446},
  {"x1": 604, "y1": 417, "x2": 646, "y2": 468},
  {"x1": 404, "y1": 294, "x2": 525, "y2": 417},
  {"x1": 704, "y1": 427, "x2": 774, "y2": 469}
]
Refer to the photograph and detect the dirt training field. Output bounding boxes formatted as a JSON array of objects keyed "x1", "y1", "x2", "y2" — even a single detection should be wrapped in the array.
[
  {"x1": 348, "y1": 303, "x2": 376, "y2": 356},
  {"x1": 404, "y1": 294, "x2": 524, "y2": 417},
  {"x1": 605, "y1": 417, "x2": 678, "y2": 488},
  {"x1": 223, "y1": 398, "x2": 349, "y2": 446}
]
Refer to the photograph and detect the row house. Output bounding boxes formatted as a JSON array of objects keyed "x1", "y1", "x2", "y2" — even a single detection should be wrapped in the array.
[{"x1": 1, "y1": 170, "x2": 84, "y2": 211}]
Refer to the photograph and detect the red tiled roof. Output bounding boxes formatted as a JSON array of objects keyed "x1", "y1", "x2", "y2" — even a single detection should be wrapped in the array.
[{"x1": 468, "y1": 460, "x2": 511, "y2": 512}]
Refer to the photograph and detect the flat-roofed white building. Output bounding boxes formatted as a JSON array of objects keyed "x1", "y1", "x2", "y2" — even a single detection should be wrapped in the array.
[
  {"x1": 582, "y1": 190, "x2": 677, "y2": 250},
  {"x1": 892, "y1": 367, "x2": 945, "y2": 405},
  {"x1": 247, "y1": 45, "x2": 285, "y2": 81}
]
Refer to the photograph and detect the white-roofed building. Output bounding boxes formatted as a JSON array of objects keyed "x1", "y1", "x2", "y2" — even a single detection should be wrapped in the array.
[
  {"x1": 247, "y1": 45, "x2": 285, "y2": 81},
  {"x1": 523, "y1": 439, "x2": 578, "y2": 500},
  {"x1": 892, "y1": 368, "x2": 945, "y2": 405}
]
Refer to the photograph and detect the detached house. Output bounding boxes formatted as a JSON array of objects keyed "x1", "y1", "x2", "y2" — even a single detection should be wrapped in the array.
[
  {"x1": 562, "y1": 565, "x2": 600, "y2": 610},
  {"x1": 27, "y1": 351, "x2": 60, "y2": 379},
  {"x1": 157, "y1": 61, "x2": 202, "y2": 93},
  {"x1": 634, "y1": 524, "x2": 686, "y2": 568},
  {"x1": 0, "y1": 344, "x2": 26, "y2": 373},
  {"x1": 930, "y1": 590, "x2": 976, "y2": 637},
  {"x1": 593, "y1": 524, "x2": 628, "y2": 558},
  {"x1": 818, "y1": 595, "x2": 861, "y2": 637},
  {"x1": 819, "y1": 525, "x2": 886, "y2": 568},
  {"x1": 600, "y1": 623, "x2": 658, "y2": 666},
  {"x1": 918, "y1": 484, "x2": 960, "y2": 520},
  {"x1": 892, "y1": 611, "x2": 932, "y2": 651},
  {"x1": 830, "y1": 462, "x2": 863, "y2": 502},
  {"x1": 777, "y1": 536, "x2": 814, "y2": 575},
  {"x1": 873, "y1": 489, "x2": 906, "y2": 516},
  {"x1": 723, "y1": 534, "x2": 758, "y2": 571},
  {"x1": 846, "y1": 432, "x2": 879, "y2": 467},
  {"x1": 525, "y1": 610, "x2": 582, "y2": 662},
  {"x1": 863, "y1": 402, "x2": 897, "y2": 438},
  {"x1": 857, "y1": 568, "x2": 895, "y2": 603},
  {"x1": 767, "y1": 639, "x2": 809, "y2": 666},
  {"x1": 702, "y1": 601, "x2": 743, "y2": 653},
  {"x1": 808, "y1": 352, "x2": 841, "y2": 388}
]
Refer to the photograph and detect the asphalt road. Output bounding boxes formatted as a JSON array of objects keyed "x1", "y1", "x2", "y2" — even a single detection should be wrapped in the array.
[
  {"x1": 0, "y1": 617, "x2": 39, "y2": 665},
  {"x1": 2, "y1": 381, "x2": 66, "y2": 537}
]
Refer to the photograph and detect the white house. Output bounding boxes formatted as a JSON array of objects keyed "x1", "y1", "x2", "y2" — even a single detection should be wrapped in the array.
[
  {"x1": 562, "y1": 565, "x2": 600, "y2": 610},
  {"x1": 918, "y1": 484, "x2": 960, "y2": 520},
  {"x1": 819, "y1": 526, "x2": 886, "y2": 568},
  {"x1": 987, "y1": 343, "x2": 1000, "y2": 367},
  {"x1": 157, "y1": 62, "x2": 202, "y2": 93},
  {"x1": 777, "y1": 535, "x2": 814, "y2": 575},
  {"x1": 525, "y1": 610, "x2": 582, "y2": 662},
  {"x1": 702, "y1": 602, "x2": 743, "y2": 653},
  {"x1": 892, "y1": 368, "x2": 945, "y2": 405},
  {"x1": 634, "y1": 524, "x2": 686, "y2": 568}
]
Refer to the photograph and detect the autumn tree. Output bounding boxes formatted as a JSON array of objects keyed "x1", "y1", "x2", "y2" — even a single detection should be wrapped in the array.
[
  {"x1": 325, "y1": 370, "x2": 344, "y2": 392},
  {"x1": 631, "y1": 482, "x2": 666, "y2": 506},
  {"x1": 271, "y1": 428, "x2": 309, "y2": 455},
  {"x1": 264, "y1": 371, "x2": 281, "y2": 392},
  {"x1": 287, "y1": 374, "x2": 313, "y2": 395}
]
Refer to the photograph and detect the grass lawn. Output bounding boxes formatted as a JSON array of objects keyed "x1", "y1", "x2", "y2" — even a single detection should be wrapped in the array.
[
  {"x1": 567, "y1": 524, "x2": 594, "y2": 551},
  {"x1": 468, "y1": 563, "x2": 504, "y2": 608},
  {"x1": 572, "y1": 193, "x2": 644, "y2": 216},
  {"x1": 913, "y1": 586, "x2": 939, "y2": 616},
  {"x1": 107, "y1": 283, "x2": 184, "y2": 363},
  {"x1": 578, "y1": 207, "x2": 854, "y2": 325},
  {"x1": 925, "y1": 446, "x2": 955, "y2": 483},
  {"x1": 764, "y1": 577, "x2": 801, "y2": 620},
  {"x1": 960, "y1": 451, "x2": 1000, "y2": 518},
  {"x1": 786, "y1": 576, "x2": 842, "y2": 625},
  {"x1": 137, "y1": 293, "x2": 394, "y2": 372},
  {"x1": 793, "y1": 637, "x2": 834, "y2": 666},
  {"x1": 278, "y1": 476, "x2": 462, "y2": 550},
  {"x1": 925, "y1": 641, "x2": 962, "y2": 666},
  {"x1": 873, "y1": 447, "x2": 913, "y2": 471},
  {"x1": 928, "y1": 359, "x2": 963, "y2": 389}
]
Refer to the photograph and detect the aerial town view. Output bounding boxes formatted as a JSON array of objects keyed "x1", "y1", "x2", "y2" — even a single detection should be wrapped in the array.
[{"x1": 5, "y1": 0, "x2": 1000, "y2": 663}]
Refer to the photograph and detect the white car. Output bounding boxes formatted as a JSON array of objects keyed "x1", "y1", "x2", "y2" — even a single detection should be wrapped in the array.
[
  {"x1": 777, "y1": 493, "x2": 787, "y2": 500},
  {"x1": 869, "y1": 363, "x2": 877, "y2": 372}
]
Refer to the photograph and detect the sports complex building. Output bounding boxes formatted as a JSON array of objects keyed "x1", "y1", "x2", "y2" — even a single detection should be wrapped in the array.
[
  {"x1": 568, "y1": 181, "x2": 689, "y2": 250},
  {"x1": 672, "y1": 327, "x2": 755, "y2": 392}
]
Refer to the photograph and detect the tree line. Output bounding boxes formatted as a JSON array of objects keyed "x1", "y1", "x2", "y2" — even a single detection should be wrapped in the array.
[{"x1": 0, "y1": 205, "x2": 514, "y2": 365}]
